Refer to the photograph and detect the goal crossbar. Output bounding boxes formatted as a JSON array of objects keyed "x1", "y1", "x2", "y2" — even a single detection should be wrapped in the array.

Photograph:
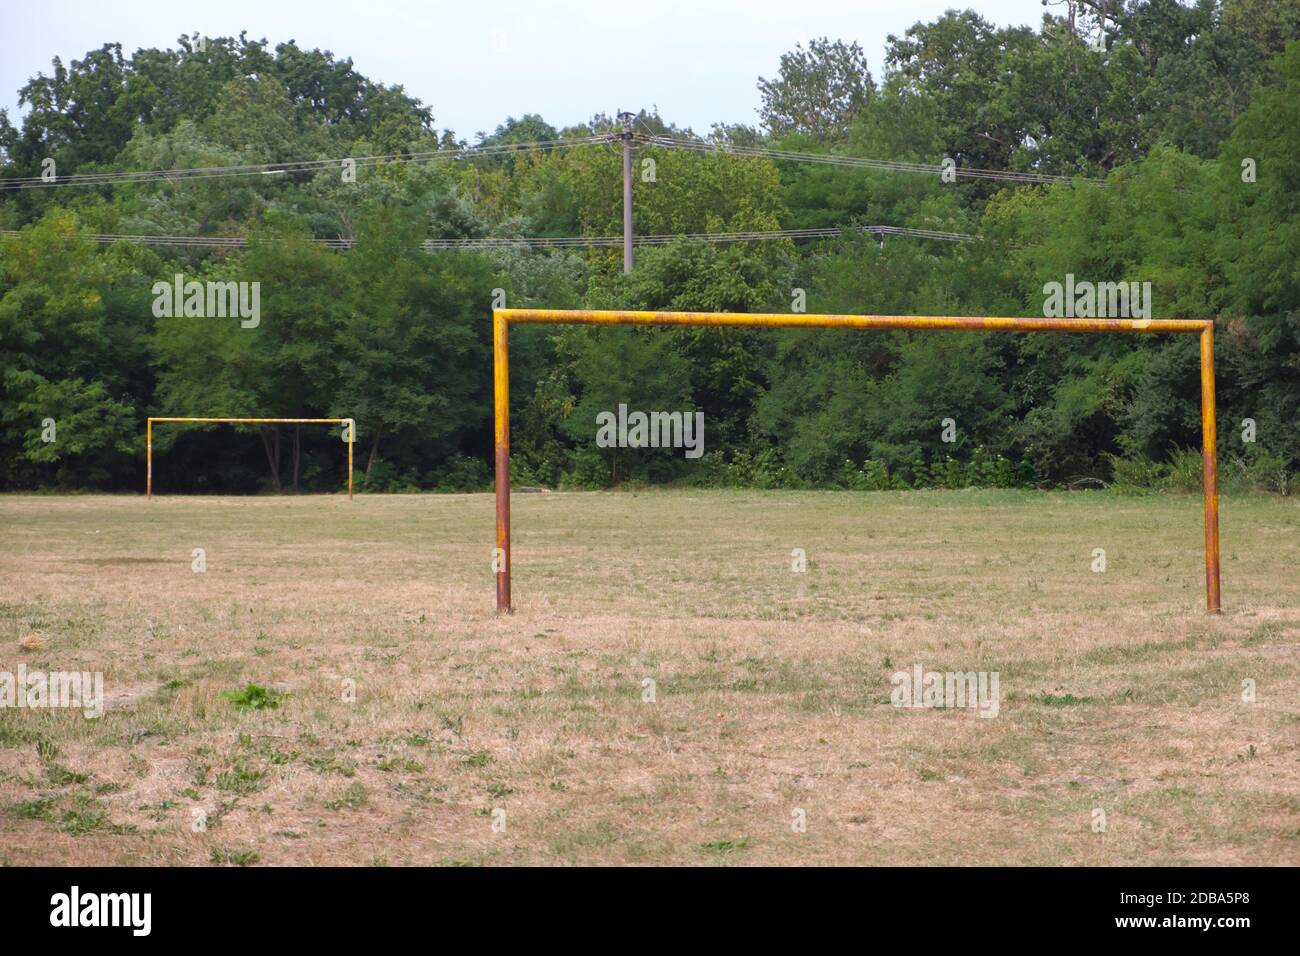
[
  {"x1": 492, "y1": 309, "x2": 1221, "y2": 613},
  {"x1": 146, "y1": 417, "x2": 355, "y2": 499}
]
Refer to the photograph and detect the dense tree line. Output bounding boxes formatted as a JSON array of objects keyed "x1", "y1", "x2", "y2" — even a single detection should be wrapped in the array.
[{"x1": 1, "y1": 2, "x2": 1297, "y2": 494}]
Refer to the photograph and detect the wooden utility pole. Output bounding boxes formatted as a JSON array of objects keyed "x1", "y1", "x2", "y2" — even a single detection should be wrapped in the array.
[{"x1": 619, "y1": 110, "x2": 634, "y2": 273}]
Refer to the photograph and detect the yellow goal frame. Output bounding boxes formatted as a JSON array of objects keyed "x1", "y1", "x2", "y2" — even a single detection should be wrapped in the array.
[
  {"x1": 147, "y1": 417, "x2": 355, "y2": 499},
  {"x1": 492, "y1": 309, "x2": 1221, "y2": 614}
]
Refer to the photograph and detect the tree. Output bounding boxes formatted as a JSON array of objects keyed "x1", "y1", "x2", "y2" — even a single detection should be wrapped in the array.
[
  {"x1": 590, "y1": 240, "x2": 786, "y2": 451},
  {"x1": 1211, "y1": 39, "x2": 1300, "y2": 471},
  {"x1": 150, "y1": 216, "x2": 350, "y2": 491},
  {"x1": 885, "y1": 12, "x2": 1039, "y2": 172},
  {"x1": 758, "y1": 38, "x2": 875, "y2": 140},
  {"x1": 1, "y1": 372, "x2": 137, "y2": 486},
  {"x1": 0, "y1": 212, "x2": 154, "y2": 489},
  {"x1": 333, "y1": 206, "x2": 495, "y2": 487}
]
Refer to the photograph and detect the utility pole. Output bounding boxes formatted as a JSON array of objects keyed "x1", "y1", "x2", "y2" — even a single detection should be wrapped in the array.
[{"x1": 619, "y1": 110, "x2": 634, "y2": 273}]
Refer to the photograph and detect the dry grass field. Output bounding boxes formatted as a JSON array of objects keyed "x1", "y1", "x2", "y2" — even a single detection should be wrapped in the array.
[{"x1": 1, "y1": 489, "x2": 1297, "y2": 866}]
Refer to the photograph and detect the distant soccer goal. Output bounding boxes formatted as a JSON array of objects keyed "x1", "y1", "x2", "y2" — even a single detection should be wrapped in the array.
[
  {"x1": 491, "y1": 309, "x2": 1222, "y2": 614},
  {"x1": 146, "y1": 417, "x2": 355, "y2": 499}
]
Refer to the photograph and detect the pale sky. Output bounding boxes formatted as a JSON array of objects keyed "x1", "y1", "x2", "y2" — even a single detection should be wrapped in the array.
[{"x1": 0, "y1": 0, "x2": 1053, "y2": 139}]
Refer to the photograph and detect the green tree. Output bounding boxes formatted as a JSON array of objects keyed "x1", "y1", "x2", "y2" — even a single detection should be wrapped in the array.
[
  {"x1": 758, "y1": 38, "x2": 875, "y2": 140},
  {"x1": 0, "y1": 211, "x2": 154, "y2": 488},
  {"x1": 335, "y1": 206, "x2": 495, "y2": 488}
]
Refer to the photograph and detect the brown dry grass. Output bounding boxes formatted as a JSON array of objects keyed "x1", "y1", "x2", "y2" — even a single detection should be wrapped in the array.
[{"x1": 0, "y1": 489, "x2": 1297, "y2": 866}]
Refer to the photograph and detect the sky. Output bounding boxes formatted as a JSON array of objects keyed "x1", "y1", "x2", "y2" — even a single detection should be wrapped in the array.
[{"x1": 0, "y1": 0, "x2": 1054, "y2": 139}]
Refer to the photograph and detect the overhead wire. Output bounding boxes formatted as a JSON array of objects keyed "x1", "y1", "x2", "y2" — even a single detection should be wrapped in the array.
[
  {"x1": 0, "y1": 136, "x2": 616, "y2": 190},
  {"x1": 1, "y1": 223, "x2": 980, "y2": 249},
  {"x1": 2, "y1": 122, "x2": 1048, "y2": 242},
  {"x1": 636, "y1": 132, "x2": 1107, "y2": 187}
]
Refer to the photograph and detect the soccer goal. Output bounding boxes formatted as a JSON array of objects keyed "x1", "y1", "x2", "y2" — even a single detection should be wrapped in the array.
[
  {"x1": 491, "y1": 309, "x2": 1222, "y2": 613},
  {"x1": 146, "y1": 417, "x2": 355, "y2": 499}
]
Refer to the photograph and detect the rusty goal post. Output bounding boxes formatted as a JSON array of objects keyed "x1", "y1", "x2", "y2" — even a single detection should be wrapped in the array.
[
  {"x1": 146, "y1": 417, "x2": 355, "y2": 499},
  {"x1": 492, "y1": 309, "x2": 1221, "y2": 614}
]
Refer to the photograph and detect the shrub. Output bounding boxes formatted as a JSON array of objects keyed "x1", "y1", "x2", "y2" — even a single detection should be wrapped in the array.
[
  {"x1": 1164, "y1": 447, "x2": 1205, "y2": 493},
  {"x1": 560, "y1": 448, "x2": 610, "y2": 489},
  {"x1": 435, "y1": 455, "x2": 490, "y2": 492},
  {"x1": 1106, "y1": 453, "x2": 1167, "y2": 493}
]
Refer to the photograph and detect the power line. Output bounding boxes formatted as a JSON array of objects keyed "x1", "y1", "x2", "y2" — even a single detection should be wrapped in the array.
[
  {"x1": 637, "y1": 133, "x2": 1108, "y2": 187},
  {"x1": 422, "y1": 224, "x2": 979, "y2": 247},
  {"x1": 0, "y1": 118, "x2": 1027, "y2": 247},
  {"x1": 0, "y1": 136, "x2": 616, "y2": 190},
  {"x1": 0, "y1": 127, "x2": 1103, "y2": 192},
  {"x1": 1, "y1": 223, "x2": 980, "y2": 249}
]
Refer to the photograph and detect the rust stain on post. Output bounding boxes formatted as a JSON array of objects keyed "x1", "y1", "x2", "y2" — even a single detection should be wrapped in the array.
[
  {"x1": 1201, "y1": 325, "x2": 1221, "y2": 612},
  {"x1": 494, "y1": 310, "x2": 512, "y2": 612},
  {"x1": 346, "y1": 418, "x2": 354, "y2": 500}
]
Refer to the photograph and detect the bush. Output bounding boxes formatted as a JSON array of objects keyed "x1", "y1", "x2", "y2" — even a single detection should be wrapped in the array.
[
  {"x1": 434, "y1": 455, "x2": 490, "y2": 492},
  {"x1": 358, "y1": 458, "x2": 422, "y2": 493},
  {"x1": 684, "y1": 451, "x2": 731, "y2": 487},
  {"x1": 1229, "y1": 445, "x2": 1293, "y2": 495},
  {"x1": 730, "y1": 446, "x2": 798, "y2": 489},
  {"x1": 560, "y1": 448, "x2": 610, "y2": 489},
  {"x1": 837, "y1": 458, "x2": 904, "y2": 490},
  {"x1": 1106, "y1": 453, "x2": 1167, "y2": 493},
  {"x1": 680, "y1": 447, "x2": 802, "y2": 488},
  {"x1": 1164, "y1": 447, "x2": 1205, "y2": 494},
  {"x1": 966, "y1": 446, "x2": 1031, "y2": 488},
  {"x1": 1108, "y1": 447, "x2": 1293, "y2": 496}
]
